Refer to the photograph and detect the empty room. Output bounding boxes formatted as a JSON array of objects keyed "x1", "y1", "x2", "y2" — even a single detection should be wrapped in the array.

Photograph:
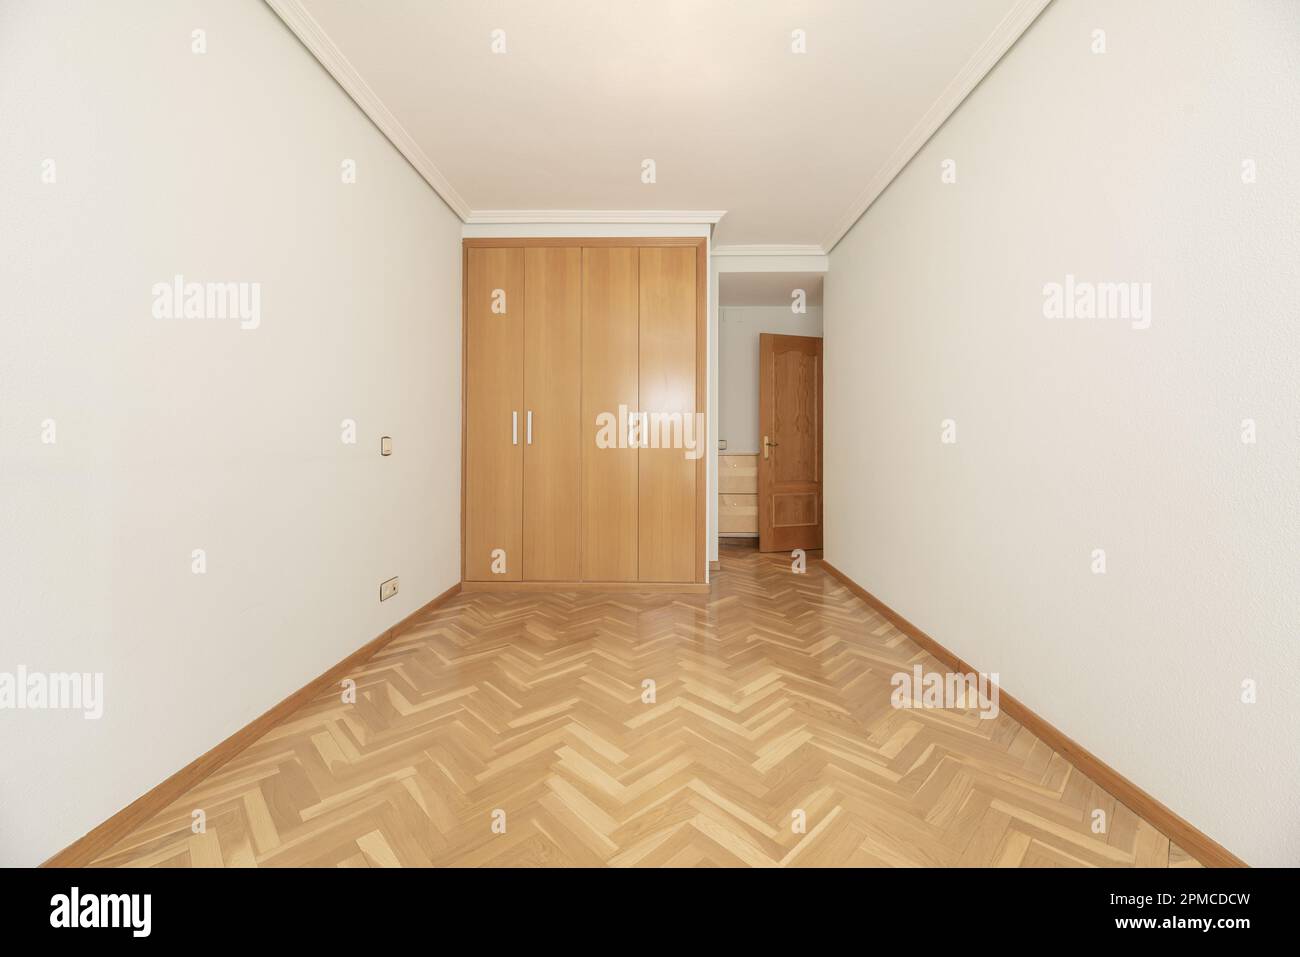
[{"x1": 2, "y1": 0, "x2": 1296, "y2": 930}]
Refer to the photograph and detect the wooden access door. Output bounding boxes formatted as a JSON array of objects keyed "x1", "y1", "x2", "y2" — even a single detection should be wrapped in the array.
[
  {"x1": 581, "y1": 247, "x2": 640, "y2": 581},
  {"x1": 465, "y1": 247, "x2": 525, "y2": 574},
  {"x1": 758, "y1": 334, "x2": 823, "y2": 553},
  {"x1": 522, "y1": 247, "x2": 582, "y2": 580},
  {"x1": 638, "y1": 246, "x2": 697, "y2": 581},
  {"x1": 464, "y1": 247, "x2": 525, "y2": 579}
]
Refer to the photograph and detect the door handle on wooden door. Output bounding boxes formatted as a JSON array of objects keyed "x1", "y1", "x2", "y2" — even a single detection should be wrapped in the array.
[
  {"x1": 527, "y1": 410, "x2": 533, "y2": 445},
  {"x1": 512, "y1": 411, "x2": 518, "y2": 445},
  {"x1": 763, "y1": 435, "x2": 779, "y2": 459}
]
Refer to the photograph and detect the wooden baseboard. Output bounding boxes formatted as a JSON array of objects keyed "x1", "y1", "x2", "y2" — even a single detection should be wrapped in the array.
[
  {"x1": 42, "y1": 582, "x2": 462, "y2": 868},
  {"x1": 818, "y1": 560, "x2": 1246, "y2": 869},
  {"x1": 461, "y1": 580, "x2": 709, "y2": 594}
]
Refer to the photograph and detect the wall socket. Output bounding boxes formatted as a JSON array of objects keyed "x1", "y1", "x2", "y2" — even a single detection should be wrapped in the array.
[{"x1": 379, "y1": 576, "x2": 399, "y2": 602}]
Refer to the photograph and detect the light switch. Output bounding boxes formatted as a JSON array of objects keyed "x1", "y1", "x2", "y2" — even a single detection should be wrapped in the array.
[
  {"x1": 380, "y1": 436, "x2": 392, "y2": 456},
  {"x1": 718, "y1": 438, "x2": 728, "y2": 451}
]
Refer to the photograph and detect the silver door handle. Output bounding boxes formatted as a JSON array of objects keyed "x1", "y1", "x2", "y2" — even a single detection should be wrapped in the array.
[
  {"x1": 512, "y1": 411, "x2": 518, "y2": 445},
  {"x1": 527, "y1": 410, "x2": 533, "y2": 445}
]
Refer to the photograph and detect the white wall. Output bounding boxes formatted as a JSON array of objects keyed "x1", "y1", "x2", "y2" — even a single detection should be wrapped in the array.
[
  {"x1": 825, "y1": 0, "x2": 1300, "y2": 867},
  {"x1": 719, "y1": 306, "x2": 823, "y2": 454},
  {"x1": 0, "y1": 0, "x2": 463, "y2": 866}
]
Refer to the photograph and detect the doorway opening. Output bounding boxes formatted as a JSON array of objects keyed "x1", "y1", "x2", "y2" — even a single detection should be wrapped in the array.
[{"x1": 716, "y1": 272, "x2": 824, "y2": 557}]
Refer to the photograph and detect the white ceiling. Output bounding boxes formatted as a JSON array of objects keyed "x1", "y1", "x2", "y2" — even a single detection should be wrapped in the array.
[
  {"x1": 277, "y1": 0, "x2": 1047, "y2": 249},
  {"x1": 719, "y1": 273, "x2": 823, "y2": 308}
]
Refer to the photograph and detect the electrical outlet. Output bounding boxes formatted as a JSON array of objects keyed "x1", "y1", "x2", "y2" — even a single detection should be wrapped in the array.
[
  {"x1": 379, "y1": 576, "x2": 399, "y2": 602},
  {"x1": 718, "y1": 438, "x2": 728, "y2": 450}
]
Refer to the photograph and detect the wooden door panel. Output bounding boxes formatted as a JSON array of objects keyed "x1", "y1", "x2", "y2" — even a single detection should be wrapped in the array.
[
  {"x1": 772, "y1": 492, "x2": 818, "y2": 526},
  {"x1": 581, "y1": 247, "x2": 639, "y2": 581},
  {"x1": 773, "y1": 349, "x2": 820, "y2": 484},
  {"x1": 758, "y1": 334, "x2": 823, "y2": 553},
  {"x1": 523, "y1": 247, "x2": 582, "y2": 581},
  {"x1": 637, "y1": 247, "x2": 696, "y2": 582},
  {"x1": 465, "y1": 247, "x2": 524, "y2": 580}
]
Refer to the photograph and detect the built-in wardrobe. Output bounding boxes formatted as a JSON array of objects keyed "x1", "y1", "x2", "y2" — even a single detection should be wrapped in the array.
[{"x1": 461, "y1": 238, "x2": 707, "y2": 591}]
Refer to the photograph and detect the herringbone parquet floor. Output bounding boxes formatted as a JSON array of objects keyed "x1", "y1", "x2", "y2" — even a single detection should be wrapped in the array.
[{"x1": 93, "y1": 545, "x2": 1201, "y2": 867}]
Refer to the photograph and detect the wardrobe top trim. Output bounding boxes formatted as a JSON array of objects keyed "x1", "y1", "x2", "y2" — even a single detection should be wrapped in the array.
[{"x1": 463, "y1": 237, "x2": 708, "y2": 249}]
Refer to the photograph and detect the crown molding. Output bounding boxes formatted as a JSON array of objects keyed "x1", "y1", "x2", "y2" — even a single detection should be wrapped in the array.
[
  {"x1": 465, "y1": 210, "x2": 727, "y2": 225},
  {"x1": 820, "y1": 0, "x2": 1052, "y2": 252},
  {"x1": 712, "y1": 244, "x2": 827, "y2": 257},
  {"x1": 269, "y1": 0, "x2": 1047, "y2": 250},
  {"x1": 265, "y1": 0, "x2": 472, "y2": 219}
]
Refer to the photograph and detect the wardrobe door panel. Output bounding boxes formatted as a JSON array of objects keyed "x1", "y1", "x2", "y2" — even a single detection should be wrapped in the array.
[
  {"x1": 637, "y1": 246, "x2": 697, "y2": 582},
  {"x1": 581, "y1": 247, "x2": 639, "y2": 581},
  {"x1": 523, "y1": 247, "x2": 582, "y2": 580},
  {"x1": 464, "y1": 247, "x2": 524, "y2": 581}
]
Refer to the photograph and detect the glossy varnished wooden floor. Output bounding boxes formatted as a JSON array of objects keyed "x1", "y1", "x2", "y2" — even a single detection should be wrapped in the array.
[{"x1": 94, "y1": 545, "x2": 1201, "y2": 867}]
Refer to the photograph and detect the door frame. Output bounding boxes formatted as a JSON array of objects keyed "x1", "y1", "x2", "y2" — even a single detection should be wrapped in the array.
[
  {"x1": 757, "y1": 333, "x2": 824, "y2": 553},
  {"x1": 460, "y1": 237, "x2": 709, "y2": 585}
]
